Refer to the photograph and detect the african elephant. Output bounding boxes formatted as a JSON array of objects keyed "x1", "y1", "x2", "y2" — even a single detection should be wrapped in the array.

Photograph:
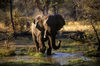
[{"x1": 31, "y1": 14, "x2": 65, "y2": 55}]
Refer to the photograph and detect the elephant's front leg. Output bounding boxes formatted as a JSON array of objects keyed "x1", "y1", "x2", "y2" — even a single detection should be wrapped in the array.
[
  {"x1": 38, "y1": 34, "x2": 46, "y2": 53},
  {"x1": 47, "y1": 39, "x2": 52, "y2": 55},
  {"x1": 32, "y1": 34, "x2": 39, "y2": 52}
]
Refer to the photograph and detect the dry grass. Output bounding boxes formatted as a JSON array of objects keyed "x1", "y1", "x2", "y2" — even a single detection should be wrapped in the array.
[
  {"x1": 0, "y1": 48, "x2": 16, "y2": 56},
  {"x1": 0, "y1": 23, "x2": 9, "y2": 32},
  {"x1": 61, "y1": 21, "x2": 100, "y2": 31}
]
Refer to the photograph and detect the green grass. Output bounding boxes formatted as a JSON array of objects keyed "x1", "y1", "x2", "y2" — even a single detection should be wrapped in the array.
[
  {"x1": 0, "y1": 61, "x2": 58, "y2": 66},
  {"x1": 0, "y1": 48, "x2": 16, "y2": 57},
  {"x1": 68, "y1": 58, "x2": 85, "y2": 63},
  {"x1": 57, "y1": 48, "x2": 80, "y2": 53},
  {"x1": 84, "y1": 50, "x2": 100, "y2": 57},
  {"x1": 34, "y1": 52, "x2": 45, "y2": 57}
]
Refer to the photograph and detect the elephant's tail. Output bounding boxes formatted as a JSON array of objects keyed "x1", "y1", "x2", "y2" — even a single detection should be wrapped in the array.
[{"x1": 52, "y1": 40, "x2": 61, "y2": 50}]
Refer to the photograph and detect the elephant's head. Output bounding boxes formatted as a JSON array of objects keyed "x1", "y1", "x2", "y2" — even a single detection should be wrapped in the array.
[
  {"x1": 32, "y1": 15, "x2": 48, "y2": 40},
  {"x1": 32, "y1": 15, "x2": 45, "y2": 31}
]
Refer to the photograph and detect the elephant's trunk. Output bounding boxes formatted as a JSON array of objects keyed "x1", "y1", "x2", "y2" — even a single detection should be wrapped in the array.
[
  {"x1": 48, "y1": 36, "x2": 61, "y2": 50},
  {"x1": 53, "y1": 40, "x2": 61, "y2": 50}
]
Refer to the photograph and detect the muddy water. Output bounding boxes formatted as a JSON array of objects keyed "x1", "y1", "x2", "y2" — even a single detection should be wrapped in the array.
[
  {"x1": 0, "y1": 52, "x2": 91, "y2": 65},
  {"x1": 0, "y1": 39, "x2": 92, "y2": 65}
]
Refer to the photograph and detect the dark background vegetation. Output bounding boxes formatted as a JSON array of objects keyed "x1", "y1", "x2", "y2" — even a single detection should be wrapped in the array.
[{"x1": 0, "y1": 0, "x2": 99, "y2": 32}]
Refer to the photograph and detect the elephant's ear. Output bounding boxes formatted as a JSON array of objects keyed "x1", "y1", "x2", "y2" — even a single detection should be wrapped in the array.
[{"x1": 36, "y1": 20, "x2": 44, "y2": 31}]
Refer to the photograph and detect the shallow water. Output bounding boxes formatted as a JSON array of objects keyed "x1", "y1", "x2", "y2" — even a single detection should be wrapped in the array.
[
  {"x1": 50, "y1": 52, "x2": 91, "y2": 65},
  {"x1": 0, "y1": 39, "x2": 99, "y2": 65},
  {"x1": 0, "y1": 52, "x2": 91, "y2": 65}
]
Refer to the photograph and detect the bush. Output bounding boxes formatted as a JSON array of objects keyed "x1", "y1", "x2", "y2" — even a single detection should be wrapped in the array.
[{"x1": 0, "y1": 49, "x2": 16, "y2": 57}]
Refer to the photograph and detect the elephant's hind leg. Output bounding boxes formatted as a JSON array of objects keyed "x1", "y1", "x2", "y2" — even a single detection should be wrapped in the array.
[{"x1": 47, "y1": 40, "x2": 52, "y2": 55}]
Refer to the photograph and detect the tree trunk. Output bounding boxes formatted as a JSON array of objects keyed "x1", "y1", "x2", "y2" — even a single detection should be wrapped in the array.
[
  {"x1": 90, "y1": 19, "x2": 100, "y2": 51},
  {"x1": 10, "y1": 0, "x2": 16, "y2": 35}
]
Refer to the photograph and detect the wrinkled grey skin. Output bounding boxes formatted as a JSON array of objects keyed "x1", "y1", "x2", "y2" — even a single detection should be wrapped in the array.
[{"x1": 31, "y1": 14, "x2": 65, "y2": 55}]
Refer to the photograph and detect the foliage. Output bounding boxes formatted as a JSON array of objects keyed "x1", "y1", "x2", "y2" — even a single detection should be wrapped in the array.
[
  {"x1": 0, "y1": 0, "x2": 10, "y2": 9},
  {"x1": 0, "y1": 61, "x2": 57, "y2": 66},
  {"x1": 84, "y1": 50, "x2": 100, "y2": 57},
  {"x1": 67, "y1": 58, "x2": 86, "y2": 66},
  {"x1": 14, "y1": 0, "x2": 35, "y2": 16},
  {"x1": 12, "y1": 8, "x2": 30, "y2": 33},
  {"x1": 0, "y1": 0, "x2": 99, "y2": 33},
  {"x1": 35, "y1": 0, "x2": 64, "y2": 14},
  {"x1": 0, "y1": 48, "x2": 16, "y2": 57},
  {"x1": 68, "y1": 58, "x2": 85, "y2": 63},
  {"x1": 34, "y1": 52, "x2": 44, "y2": 57}
]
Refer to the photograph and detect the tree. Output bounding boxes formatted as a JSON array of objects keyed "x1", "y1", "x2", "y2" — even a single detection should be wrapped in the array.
[
  {"x1": 15, "y1": 0, "x2": 35, "y2": 16},
  {"x1": 72, "y1": 0, "x2": 85, "y2": 21},
  {"x1": 35, "y1": 0, "x2": 50, "y2": 15},
  {"x1": 84, "y1": 0, "x2": 100, "y2": 51},
  {"x1": 90, "y1": 18, "x2": 100, "y2": 51},
  {"x1": 51, "y1": 0, "x2": 64, "y2": 14},
  {"x1": 10, "y1": 0, "x2": 16, "y2": 35},
  {"x1": 35, "y1": 0, "x2": 64, "y2": 15}
]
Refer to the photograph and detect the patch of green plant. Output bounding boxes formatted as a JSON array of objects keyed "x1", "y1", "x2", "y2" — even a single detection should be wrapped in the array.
[
  {"x1": 19, "y1": 47, "x2": 44, "y2": 57},
  {"x1": 19, "y1": 47, "x2": 27, "y2": 51},
  {"x1": 27, "y1": 52, "x2": 35, "y2": 56},
  {"x1": 26, "y1": 47, "x2": 35, "y2": 53},
  {"x1": 84, "y1": 50, "x2": 100, "y2": 57},
  {"x1": 0, "y1": 61, "x2": 57, "y2": 66},
  {"x1": 68, "y1": 58, "x2": 85, "y2": 64},
  {"x1": 0, "y1": 49, "x2": 16, "y2": 57},
  {"x1": 27, "y1": 51, "x2": 45, "y2": 57},
  {"x1": 17, "y1": 51, "x2": 27, "y2": 55},
  {"x1": 67, "y1": 48, "x2": 81, "y2": 53},
  {"x1": 58, "y1": 48, "x2": 80, "y2": 53},
  {"x1": 60, "y1": 38, "x2": 75, "y2": 45},
  {"x1": 34, "y1": 52, "x2": 45, "y2": 57},
  {"x1": 69, "y1": 41, "x2": 83, "y2": 46},
  {"x1": 16, "y1": 47, "x2": 35, "y2": 55}
]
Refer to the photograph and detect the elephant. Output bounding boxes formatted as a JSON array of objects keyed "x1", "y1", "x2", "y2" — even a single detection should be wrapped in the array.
[{"x1": 31, "y1": 14, "x2": 65, "y2": 55}]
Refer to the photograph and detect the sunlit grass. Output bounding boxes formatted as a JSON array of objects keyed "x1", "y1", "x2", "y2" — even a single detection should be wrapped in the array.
[
  {"x1": 57, "y1": 37, "x2": 98, "y2": 53},
  {"x1": 63, "y1": 21, "x2": 100, "y2": 31}
]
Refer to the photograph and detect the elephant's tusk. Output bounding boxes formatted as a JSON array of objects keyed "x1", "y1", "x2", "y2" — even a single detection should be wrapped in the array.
[{"x1": 57, "y1": 40, "x2": 61, "y2": 44}]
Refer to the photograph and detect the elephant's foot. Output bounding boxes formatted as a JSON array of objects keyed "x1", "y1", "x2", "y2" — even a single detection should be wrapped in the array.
[
  {"x1": 35, "y1": 44, "x2": 39, "y2": 52},
  {"x1": 47, "y1": 48, "x2": 52, "y2": 55},
  {"x1": 36, "y1": 48, "x2": 39, "y2": 52},
  {"x1": 39, "y1": 47, "x2": 46, "y2": 54}
]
